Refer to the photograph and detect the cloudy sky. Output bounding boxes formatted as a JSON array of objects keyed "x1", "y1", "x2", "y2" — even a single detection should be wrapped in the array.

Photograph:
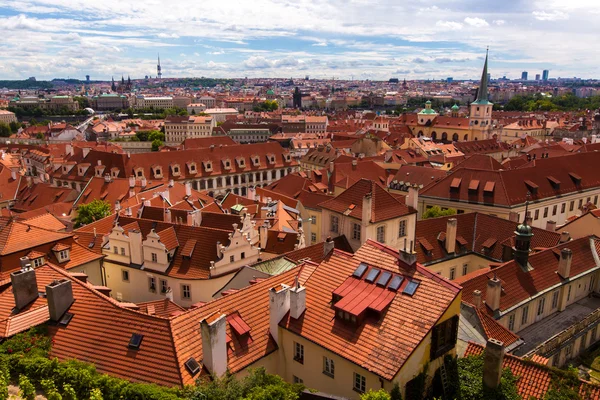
[{"x1": 0, "y1": 0, "x2": 598, "y2": 81}]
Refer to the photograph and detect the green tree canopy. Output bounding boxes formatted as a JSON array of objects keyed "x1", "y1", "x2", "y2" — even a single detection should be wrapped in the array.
[
  {"x1": 74, "y1": 199, "x2": 111, "y2": 228},
  {"x1": 0, "y1": 122, "x2": 11, "y2": 137},
  {"x1": 361, "y1": 389, "x2": 392, "y2": 400},
  {"x1": 422, "y1": 206, "x2": 457, "y2": 219}
]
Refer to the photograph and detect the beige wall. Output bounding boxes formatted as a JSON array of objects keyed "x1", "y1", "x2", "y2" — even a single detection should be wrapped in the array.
[
  {"x1": 561, "y1": 214, "x2": 600, "y2": 240},
  {"x1": 426, "y1": 253, "x2": 492, "y2": 281},
  {"x1": 67, "y1": 259, "x2": 103, "y2": 286}
]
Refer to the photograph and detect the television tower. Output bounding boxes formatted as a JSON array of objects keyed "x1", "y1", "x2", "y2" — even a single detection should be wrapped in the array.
[{"x1": 157, "y1": 54, "x2": 162, "y2": 79}]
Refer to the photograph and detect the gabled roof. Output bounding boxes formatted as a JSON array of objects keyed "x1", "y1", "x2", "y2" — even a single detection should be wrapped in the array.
[
  {"x1": 319, "y1": 179, "x2": 415, "y2": 223},
  {"x1": 281, "y1": 240, "x2": 460, "y2": 380}
]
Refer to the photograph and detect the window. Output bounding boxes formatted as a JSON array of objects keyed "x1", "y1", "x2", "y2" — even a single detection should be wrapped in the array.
[
  {"x1": 122, "y1": 270, "x2": 129, "y2": 282},
  {"x1": 430, "y1": 316, "x2": 459, "y2": 359},
  {"x1": 508, "y1": 314, "x2": 515, "y2": 331},
  {"x1": 521, "y1": 305, "x2": 529, "y2": 326},
  {"x1": 376, "y1": 226, "x2": 385, "y2": 243},
  {"x1": 398, "y1": 220, "x2": 407, "y2": 237},
  {"x1": 592, "y1": 326, "x2": 598, "y2": 342},
  {"x1": 462, "y1": 264, "x2": 468, "y2": 276},
  {"x1": 352, "y1": 223, "x2": 361, "y2": 241},
  {"x1": 151, "y1": 253, "x2": 158, "y2": 263},
  {"x1": 120, "y1": 247, "x2": 126, "y2": 256},
  {"x1": 230, "y1": 255, "x2": 235, "y2": 263},
  {"x1": 293, "y1": 376, "x2": 303, "y2": 384},
  {"x1": 323, "y1": 356, "x2": 335, "y2": 378},
  {"x1": 552, "y1": 205, "x2": 557, "y2": 216},
  {"x1": 330, "y1": 215, "x2": 339, "y2": 233},
  {"x1": 450, "y1": 267, "x2": 456, "y2": 280},
  {"x1": 311, "y1": 233, "x2": 317, "y2": 242},
  {"x1": 59, "y1": 250, "x2": 69, "y2": 261},
  {"x1": 294, "y1": 342, "x2": 304, "y2": 364},
  {"x1": 567, "y1": 285, "x2": 572, "y2": 301},
  {"x1": 241, "y1": 252, "x2": 245, "y2": 260},
  {"x1": 534, "y1": 209, "x2": 539, "y2": 220},
  {"x1": 182, "y1": 284, "x2": 191, "y2": 300},
  {"x1": 561, "y1": 203, "x2": 566, "y2": 213},
  {"x1": 160, "y1": 279, "x2": 168, "y2": 294},
  {"x1": 552, "y1": 290, "x2": 559, "y2": 309},
  {"x1": 537, "y1": 297, "x2": 545, "y2": 316},
  {"x1": 32, "y1": 257, "x2": 44, "y2": 267},
  {"x1": 310, "y1": 215, "x2": 317, "y2": 224},
  {"x1": 579, "y1": 199, "x2": 583, "y2": 209},
  {"x1": 113, "y1": 246, "x2": 118, "y2": 254},
  {"x1": 148, "y1": 277, "x2": 156, "y2": 292},
  {"x1": 353, "y1": 373, "x2": 366, "y2": 393},
  {"x1": 570, "y1": 200, "x2": 575, "y2": 212},
  {"x1": 581, "y1": 332, "x2": 588, "y2": 353},
  {"x1": 595, "y1": 195, "x2": 599, "y2": 205}
]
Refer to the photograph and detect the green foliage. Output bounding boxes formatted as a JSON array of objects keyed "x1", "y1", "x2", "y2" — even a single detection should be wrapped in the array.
[
  {"x1": 191, "y1": 367, "x2": 303, "y2": 400},
  {"x1": 0, "y1": 80, "x2": 54, "y2": 90},
  {"x1": 74, "y1": 199, "x2": 111, "y2": 228},
  {"x1": 422, "y1": 206, "x2": 457, "y2": 220},
  {"x1": 390, "y1": 382, "x2": 403, "y2": 400},
  {"x1": 19, "y1": 374, "x2": 36, "y2": 400},
  {"x1": 148, "y1": 130, "x2": 165, "y2": 142},
  {"x1": 0, "y1": 326, "x2": 52, "y2": 356},
  {"x1": 253, "y1": 100, "x2": 279, "y2": 112},
  {"x1": 502, "y1": 93, "x2": 600, "y2": 112},
  {"x1": 89, "y1": 388, "x2": 103, "y2": 400},
  {"x1": 42, "y1": 378, "x2": 63, "y2": 400},
  {"x1": 151, "y1": 139, "x2": 164, "y2": 151},
  {"x1": 62, "y1": 384, "x2": 77, "y2": 400},
  {"x1": 457, "y1": 355, "x2": 521, "y2": 400},
  {"x1": 361, "y1": 389, "x2": 392, "y2": 400},
  {"x1": 0, "y1": 122, "x2": 10, "y2": 137}
]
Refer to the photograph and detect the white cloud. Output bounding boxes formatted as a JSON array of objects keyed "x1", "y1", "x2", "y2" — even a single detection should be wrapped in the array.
[
  {"x1": 157, "y1": 33, "x2": 180, "y2": 39},
  {"x1": 464, "y1": 17, "x2": 489, "y2": 27},
  {"x1": 243, "y1": 56, "x2": 273, "y2": 69},
  {"x1": 532, "y1": 10, "x2": 569, "y2": 21},
  {"x1": 493, "y1": 20, "x2": 505, "y2": 26},
  {"x1": 435, "y1": 20, "x2": 463, "y2": 30}
]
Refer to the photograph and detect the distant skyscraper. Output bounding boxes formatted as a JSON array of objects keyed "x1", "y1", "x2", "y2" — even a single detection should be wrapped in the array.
[
  {"x1": 542, "y1": 69, "x2": 549, "y2": 81},
  {"x1": 535, "y1": 74, "x2": 541, "y2": 81},
  {"x1": 521, "y1": 71, "x2": 528, "y2": 80},
  {"x1": 487, "y1": 73, "x2": 491, "y2": 83},
  {"x1": 85, "y1": 75, "x2": 90, "y2": 83},
  {"x1": 157, "y1": 54, "x2": 162, "y2": 79}
]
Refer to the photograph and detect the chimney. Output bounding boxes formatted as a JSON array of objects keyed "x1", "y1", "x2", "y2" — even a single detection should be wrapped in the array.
[
  {"x1": 129, "y1": 187, "x2": 135, "y2": 198},
  {"x1": 125, "y1": 207, "x2": 132, "y2": 217},
  {"x1": 329, "y1": 161, "x2": 334, "y2": 173},
  {"x1": 399, "y1": 239, "x2": 417, "y2": 266},
  {"x1": 26, "y1": 176, "x2": 32, "y2": 188},
  {"x1": 20, "y1": 256, "x2": 31, "y2": 270},
  {"x1": 129, "y1": 229, "x2": 143, "y2": 265},
  {"x1": 483, "y1": 339, "x2": 505, "y2": 390},
  {"x1": 129, "y1": 175, "x2": 135, "y2": 188},
  {"x1": 406, "y1": 186, "x2": 418, "y2": 210},
  {"x1": 259, "y1": 223, "x2": 269, "y2": 249},
  {"x1": 115, "y1": 201, "x2": 121, "y2": 213},
  {"x1": 323, "y1": 236, "x2": 335, "y2": 257},
  {"x1": 165, "y1": 209, "x2": 172, "y2": 223},
  {"x1": 472, "y1": 290, "x2": 482, "y2": 308},
  {"x1": 559, "y1": 231, "x2": 570, "y2": 243},
  {"x1": 168, "y1": 179, "x2": 174, "y2": 188},
  {"x1": 557, "y1": 248, "x2": 572, "y2": 279},
  {"x1": 269, "y1": 284, "x2": 290, "y2": 345},
  {"x1": 247, "y1": 186, "x2": 256, "y2": 201},
  {"x1": 445, "y1": 218, "x2": 457, "y2": 254},
  {"x1": 486, "y1": 274, "x2": 501, "y2": 312},
  {"x1": 165, "y1": 287, "x2": 173, "y2": 302},
  {"x1": 104, "y1": 173, "x2": 111, "y2": 183},
  {"x1": 10, "y1": 269, "x2": 38, "y2": 310},
  {"x1": 362, "y1": 192, "x2": 373, "y2": 226},
  {"x1": 70, "y1": 272, "x2": 88, "y2": 284},
  {"x1": 10, "y1": 169, "x2": 16, "y2": 180},
  {"x1": 144, "y1": 199, "x2": 151, "y2": 207},
  {"x1": 352, "y1": 159, "x2": 357, "y2": 170},
  {"x1": 185, "y1": 182, "x2": 192, "y2": 197},
  {"x1": 290, "y1": 280, "x2": 306, "y2": 319},
  {"x1": 546, "y1": 220, "x2": 557, "y2": 232},
  {"x1": 508, "y1": 211, "x2": 519, "y2": 222},
  {"x1": 200, "y1": 312, "x2": 228, "y2": 377},
  {"x1": 46, "y1": 279, "x2": 74, "y2": 321},
  {"x1": 141, "y1": 177, "x2": 147, "y2": 188}
]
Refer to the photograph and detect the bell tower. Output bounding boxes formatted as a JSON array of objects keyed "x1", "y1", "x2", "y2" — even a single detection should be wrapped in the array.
[{"x1": 470, "y1": 49, "x2": 493, "y2": 138}]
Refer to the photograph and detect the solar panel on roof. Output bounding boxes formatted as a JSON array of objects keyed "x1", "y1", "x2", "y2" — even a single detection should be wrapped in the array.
[
  {"x1": 185, "y1": 357, "x2": 201, "y2": 376},
  {"x1": 128, "y1": 333, "x2": 144, "y2": 350},
  {"x1": 403, "y1": 280, "x2": 420, "y2": 296},
  {"x1": 388, "y1": 275, "x2": 404, "y2": 291},
  {"x1": 365, "y1": 268, "x2": 380, "y2": 283},
  {"x1": 376, "y1": 271, "x2": 392, "y2": 286},
  {"x1": 353, "y1": 262, "x2": 368, "y2": 278}
]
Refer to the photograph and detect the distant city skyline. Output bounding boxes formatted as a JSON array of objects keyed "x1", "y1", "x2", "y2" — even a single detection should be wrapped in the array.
[{"x1": 1, "y1": 0, "x2": 599, "y2": 81}]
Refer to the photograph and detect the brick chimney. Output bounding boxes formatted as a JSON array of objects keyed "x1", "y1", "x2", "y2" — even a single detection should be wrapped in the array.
[
  {"x1": 200, "y1": 312, "x2": 228, "y2": 377},
  {"x1": 406, "y1": 186, "x2": 418, "y2": 210},
  {"x1": 472, "y1": 290, "x2": 482, "y2": 308},
  {"x1": 269, "y1": 284, "x2": 290, "y2": 345},
  {"x1": 46, "y1": 279, "x2": 74, "y2": 321},
  {"x1": 10, "y1": 269, "x2": 38, "y2": 311},
  {"x1": 483, "y1": 339, "x2": 505, "y2": 390},
  {"x1": 557, "y1": 248, "x2": 572, "y2": 279},
  {"x1": 362, "y1": 192, "x2": 372, "y2": 225},
  {"x1": 445, "y1": 218, "x2": 457, "y2": 254},
  {"x1": 486, "y1": 274, "x2": 501, "y2": 312}
]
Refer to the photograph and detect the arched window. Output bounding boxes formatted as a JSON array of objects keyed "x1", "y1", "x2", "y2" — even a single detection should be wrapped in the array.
[
  {"x1": 441, "y1": 132, "x2": 448, "y2": 141},
  {"x1": 452, "y1": 133, "x2": 459, "y2": 141},
  {"x1": 464, "y1": 134, "x2": 469, "y2": 141},
  {"x1": 431, "y1": 132, "x2": 437, "y2": 140},
  {"x1": 418, "y1": 131, "x2": 424, "y2": 137}
]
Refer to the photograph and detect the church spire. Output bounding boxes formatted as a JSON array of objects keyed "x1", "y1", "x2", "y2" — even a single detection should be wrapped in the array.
[{"x1": 474, "y1": 48, "x2": 489, "y2": 104}]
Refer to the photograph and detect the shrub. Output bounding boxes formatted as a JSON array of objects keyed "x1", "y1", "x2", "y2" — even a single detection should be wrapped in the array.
[{"x1": 19, "y1": 374, "x2": 36, "y2": 400}]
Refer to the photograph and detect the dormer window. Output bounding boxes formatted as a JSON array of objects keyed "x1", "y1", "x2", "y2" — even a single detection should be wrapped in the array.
[
  {"x1": 111, "y1": 168, "x2": 120, "y2": 178},
  {"x1": 236, "y1": 157, "x2": 246, "y2": 168},
  {"x1": 223, "y1": 159, "x2": 231, "y2": 170},
  {"x1": 152, "y1": 165, "x2": 163, "y2": 178},
  {"x1": 284, "y1": 154, "x2": 291, "y2": 162},
  {"x1": 252, "y1": 156, "x2": 260, "y2": 167},
  {"x1": 32, "y1": 256, "x2": 45, "y2": 267},
  {"x1": 52, "y1": 244, "x2": 71, "y2": 263},
  {"x1": 203, "y1": 161, "x2": 213, "y2": 172},
  {"x1": 267, "y1": 154, "x2": 276, "y2": 165},
  {"x1": 187, "y1": 162, "x2": 197, "y2": 174},
  {"x1": 171, "y1": 164, "x2": 181, "y2": 176}
]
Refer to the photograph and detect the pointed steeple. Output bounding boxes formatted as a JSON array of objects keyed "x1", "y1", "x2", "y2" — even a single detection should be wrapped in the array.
[{"x1": 474, "y1": 48, "x2": 490, "y2": 104}]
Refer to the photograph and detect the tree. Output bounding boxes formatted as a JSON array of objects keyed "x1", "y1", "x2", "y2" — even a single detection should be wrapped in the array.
[
  {"x1": 0, "y1": 122, "x2": 11, "y2": 137},
  {"x1": 74, "y1": 199, "x2": 111, "y2": 228},
  {"x1": 148, "y1": 130, "x2": 165, "y2": 142},
  {"x1": 151, "y1": 139, "x2": 164, "y2": 152},
  {"x1": 19, "y1": 375, "x2": 36, "y2": 400},
  {"x1": 390, "y1": 383, "x2": 402, "y2": 400},
  {"x1": 422, "y1": 206, "x2": 457, "y2": 220},
  {"x1": 9, "y1": 121, "x2": 21, "y2": 133},
  {"x1": 361, "y1": 389, "x2": 392, "y2": 400}
]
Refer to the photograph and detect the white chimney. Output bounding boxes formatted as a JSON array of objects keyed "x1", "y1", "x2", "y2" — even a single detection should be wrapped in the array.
[
  {"x1": 486, "y1": 274, "x2": 501, "y2": 312},
  {"x1": 10, "y1": 170, "x2": 16, "y2": 180},
  {"x1": 546, "y1": 220, "x2": 557, "y2": 232},
  {"x1": 128, "y1": 230, "x2": 143, "y2": 265},
  {"x1": 323, "y1": 236, "x2": 335, "y2": 257},
  {"x1": 141, "y1": 177, "x2": 147, "y2": 188},
  {"x1": 557, "y1": 248, "x2": 572, "y2": 279},
  {"x1": 129, "y1": 176, "x2": 135, "y2": 188},
  {"x1": 104, "y1": 173, "x2": 111, "y2": 183},
  {"x1": 144, "y1": 199, "x2": 151, "y2": 207},
  {"x1": 290, "y1": 281, "x2": 306, "y2": 319},
  {"x1": 269, "y1": 284, "x2": 290, "y2": 345},
  {"x1": 560, "y1": 231, "x2": 570, "y2": 243},
  {"x1": 200, "y1": 313, "x2": 228, "y2": 377},
  {"x1": 406, "y1": 186, "x2": 418, "y2": 210},
  {"x1": 165, "y1": 287, "x2": 173, "y2": 301},
  {"x1": 362, "y1": 192, "x2": 372, "y2": 225},
  {"x1": 115, "y1": 201, "x2": 121, "y2": 212},
  {"x1": 165, "y1": 209, "x2": 172, "y2": 223},
  {"x1": 247, "y1": 186, "x2": 256, "y2": 201},
  {"x1": 168, "y1": 179, "x2": 174, "y2": 187},
  {"x1": 445, "y1": 218, "x2": 457, "y2": 254},
  {"x1": 259, "y1": 223, "x2": 269, "y2": 249},
  {"x1": 185, "y1": 182, "x2": 192, "y2": 197},
  {"x1": 472, "y1": 290, "x2": 482, "y2": 308}
]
